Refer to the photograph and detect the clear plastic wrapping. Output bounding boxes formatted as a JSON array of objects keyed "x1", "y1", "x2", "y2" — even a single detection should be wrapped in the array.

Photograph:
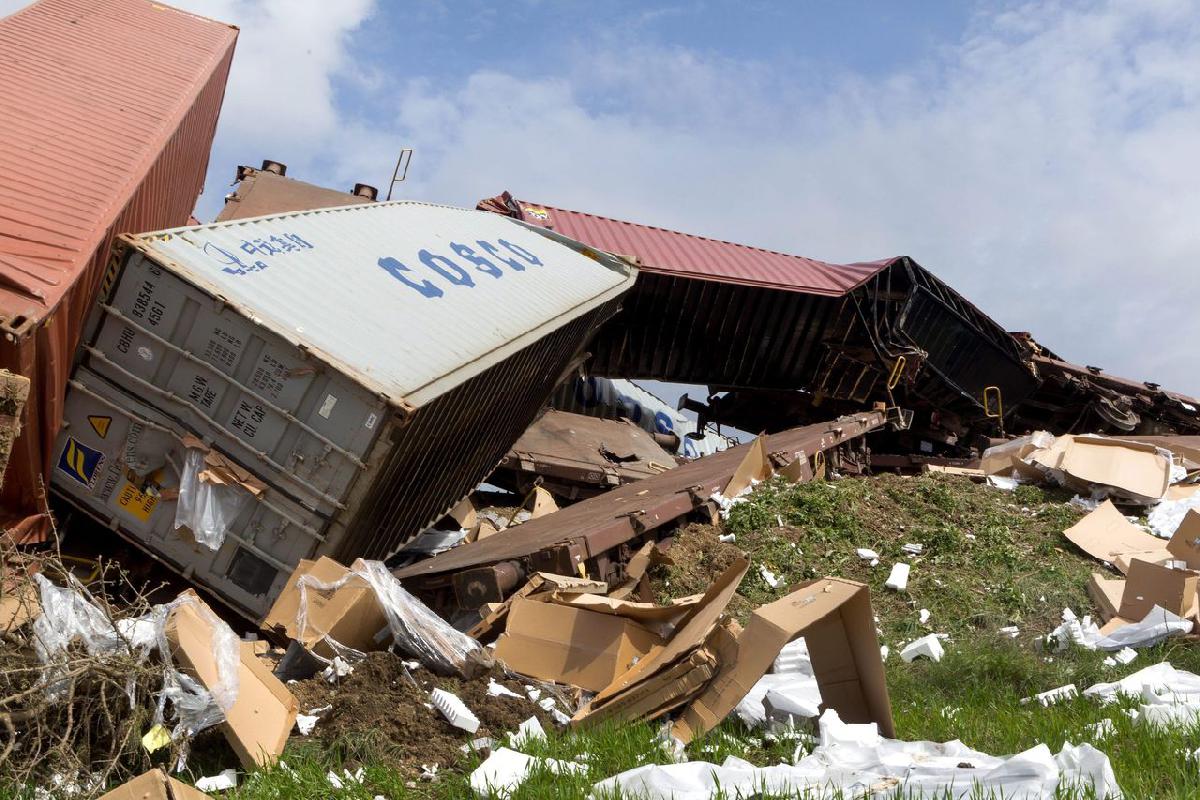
[
  {"x1": 174, "y1": 446, "x2": 253, "y2": 550},
  {"x1": 295, "y1": 559, "x2": 490, "y2": 677}
]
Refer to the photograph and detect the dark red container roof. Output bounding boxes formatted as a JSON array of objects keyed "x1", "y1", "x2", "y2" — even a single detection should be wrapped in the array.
[
  {"x1": 0, "y1": 0, "x2": 238, "y2": 325},
  {"x1": 478, "y1": 192, "x2": 894, "y2": 296}
]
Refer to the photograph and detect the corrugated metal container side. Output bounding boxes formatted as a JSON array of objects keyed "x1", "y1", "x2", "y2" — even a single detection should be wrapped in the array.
[
  {"x1": 0, "y1": 0, "x2": 238, "y2": 541},
  {"x1": 52, "y1": 202, "x2": 635, "y2": 619}
]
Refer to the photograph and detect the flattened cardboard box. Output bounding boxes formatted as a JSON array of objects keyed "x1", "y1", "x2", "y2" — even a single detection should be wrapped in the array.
[
  {"x1": 1031, "y1": 435, "x2": 1170, "y2": 501},
  {"x1": 262, "y1": 556, "x2": 389, "y2": 657},
  {"x1": 674, "y1": 577, "x2": 894, "y2": 742},
  {"x1": 1118, "y1": 559, "x2": 1199, "y2": 621},
  {"x1": 1167, "y1": 510, "x2": 1200, "y2": 569},
  {"x1": 1064, "y1": 500, "x2": 1166, "y2": 567},
  {"x1": 494, "y1": 597, "x2": 664, "y2": 692},
  {"x1": 97, "y1": 768, "x2": 210, "y2": 800},
  {"x1": 168, "y1": 591, "x2": 298, "y2": 768}
]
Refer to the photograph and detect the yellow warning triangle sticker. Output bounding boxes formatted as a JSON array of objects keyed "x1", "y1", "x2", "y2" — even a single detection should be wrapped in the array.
[{"x1": 88, "y1": 415, "x2": 111, "y2": 439}]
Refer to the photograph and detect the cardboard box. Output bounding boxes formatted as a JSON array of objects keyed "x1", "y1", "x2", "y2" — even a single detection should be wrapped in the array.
[
  {"x1": 494, "y1": 597, "x2": 664, "y2": 692},
  {"x1": 468, "y1": 572, "x2": 607, "y2": 642},
  {"x1": 587, "y1": 558, "x2": 750, "y2": 708},
  {"x1": 97, "y1": 769, "x2": 210, "y2": 800},
  {"x1": 1087, "y1": 572, "x2": 1125, "y2": 622},
  {"x1": 1063, "y1": 500, "x2": 1166, "y2": 565},
  {"x1": 724, "y1": 435, "x2": 773, "y2": 497},
  {"x1": 1030, "y1": 435, "x2": 1170, "y2": 502},
  {"x1": 575, "y1": 645, "x2": 720, "y2": 728},
  {"x1": 167, "y1": 591, "x2": 298, "y2": 768},
  {"x1": 1167, "y1": 510, "x2": 1200, "y2": 569},
  {"x1": 261, "y1": 556, "x2": 389, "y2": 658},
  {"x1": 1118, "y1": 559, "x2": 1200, "y2": 621},
  {"x1": 673, "y1": 576, "x2": 894, "y2": 742}
]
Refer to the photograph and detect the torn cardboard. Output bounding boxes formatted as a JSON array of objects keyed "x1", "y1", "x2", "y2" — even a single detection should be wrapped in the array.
[
  {"x1": 167, "y1": 591, "x2": 298, "y2": 768},
  {"x1": 1064, "y1": 500, "x2": 1166, "y2": 566},
  {"x1": 673, "y1": 577, "x2": 894, "y2": 742},
  {"x1": 1031, "y1": 435, "x2": 1170, "y2": 502},
  {"x1": 494, "y1": 597, "x2": 664, "y2": 692},
  {"x1": 548, "y1": 592, "x2": 703, "y2": 638},
  {"x1": 1088, "y1": 573, "x2": 1125, "y2": 623},
  {"x1": 97, "y1": 768, "x2": 210, "y2": 800},
  {"x1": 724, "y1": 435, "x2": 773, "y2": 497},
  {"x1": 1167, "y1": 510, "x2": 1200, "y2": 569},
  {"x1": 610, "y1": 540, "x2": 671, "y2": 601},
  {"x1": 526, "y1": 486, "x2": 558, "y2": 519},
  {"x1": 262, "y1": 557, "x2": 389, "y2": 658},
  {"x1": 980, "y1": 432, "x2": 1054, "y2": 481},
  {"x1": 1118, "y1": 559, "x2": 1199, "y2": 621},
  {"x1": 468, "y1": 572, "x2": 607, "y2": 642},
  {"x1": 584, "y1": 558, "x2": 750, "y2": 710}
]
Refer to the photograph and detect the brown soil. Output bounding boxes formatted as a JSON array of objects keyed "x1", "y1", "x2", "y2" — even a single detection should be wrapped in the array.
[
  {"x1": 290, "y1": 652, "x2": 561, "y2": 776},
  {"x1": 653, "y1": 521, "x2": 754, "y2": 619}
]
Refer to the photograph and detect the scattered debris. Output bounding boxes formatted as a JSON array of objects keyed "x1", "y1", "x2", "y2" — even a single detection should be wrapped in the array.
[
  {"x1": 431, "y1": 688, "x2": 481, "y2": 734},
  {"x1": 900, "y1": 634, "x2": 945, "y2": 663},
  {"x1": 885, "y1": 563, "x2": 911, "y2": 591},
  {"x1": 194, "y1": 769, "x2": 238, "y2": 792},
  {"x1": 469, "y1": 747, "x2": 586, "y2": 798}
]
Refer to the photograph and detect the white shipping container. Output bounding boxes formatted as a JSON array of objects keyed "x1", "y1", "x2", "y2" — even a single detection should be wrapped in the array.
[{"x1": 52, "y1": 201, "x2": 636, "y2": 619}]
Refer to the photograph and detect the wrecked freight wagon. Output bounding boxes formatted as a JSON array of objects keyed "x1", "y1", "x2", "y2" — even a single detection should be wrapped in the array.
[
  {"x1": 478, "y1": 193, "x2": 1200, "y2": 454},
  {"x1": 50, "y1": 201, "x2": 636, "y2": 619}
]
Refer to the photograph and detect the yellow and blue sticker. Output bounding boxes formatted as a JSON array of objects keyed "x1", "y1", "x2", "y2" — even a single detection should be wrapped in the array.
[{"x1": 57, "y1": 437, "x2": 105, "y2": 489}]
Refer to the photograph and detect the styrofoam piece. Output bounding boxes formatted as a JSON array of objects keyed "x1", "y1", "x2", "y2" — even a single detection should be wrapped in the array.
[
  {"x1": 327, "y1": 768, "x2": 364, "y2": 789},
  {"x1": 880, "y1": 645, "x2": 889, "y2": 661},
  {"x1": 885, "y1": 563, "x2": 910, "y2": 591},
  {"x1": 718, "y1": 533, "x2": 737, "y2": 543},
  {"x1": 999, "y1": 626, "x2": 1020, "y2": 638},
  {"x1": 899, "y1": 634, "x2": 944, "y2": 663},
  {"x1": 460, "y1": 737, "x2": 495, "y2": 754},
  {"x1": 1085, "y1": 719, "x2": 1114, "y2": 740},
  {"x1": 487, "y1": 679, "x2": 522, "y2": 699},
  {"x1": 509, "y1": 716, "x2": 546, "y2": 748},
  {"x1": 1022, "y1": 684, "x2": 1078, "y2": 707},
  {"x1": 1113, "y1": 647, "x2": 1137, "y2": 665},
  {"x1": 855, "y1": 548, "x2": 879, "y2": 561},
  {"x1": 759, "y1": 565, "x2": 780, "y2": 589},
  {"x1": 195, "y1": 769, "x2": 238, "y2": 791},
  {"x1": 817, "y1": 708, "x2": 880, "y2": 748},
  {"x1": 430, "y1": 688, "x2": 480, "y2": 733},
  {"x1": 735, "y1": 672, "x2": 822, "y2": 728},
  {"x1": 537, "y1": 696, "x2": 556, "y2": 711},
  {"x1": 470, "y1": 747, "x2": 584, "y2": 798},
  {"x1": 295, "y1": 713, "x2": 319, "y2": 736},
  {"x1": 918, "y1": 609, "x2": 931, "y2": 625},
  {"x1": 901, "y1": 543, "x2": 924, "y2": 555},
  {"x1": 772, "y1": 638, "x2": 813, "y2": 675}
]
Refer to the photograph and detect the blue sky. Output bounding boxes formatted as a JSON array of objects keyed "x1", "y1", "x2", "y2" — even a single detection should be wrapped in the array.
[{"x1": 3, "y1": 0, "x2": 1198, "y2": 397}]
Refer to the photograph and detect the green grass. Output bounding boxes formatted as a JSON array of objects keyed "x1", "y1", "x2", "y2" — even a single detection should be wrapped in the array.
[{"x1": 11, "y1": 475, "x2": 1200, "y2": 798}]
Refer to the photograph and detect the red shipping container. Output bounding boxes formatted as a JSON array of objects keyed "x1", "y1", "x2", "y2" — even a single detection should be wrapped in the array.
[{"x1": 0, "y1": 0, "x2": 237, "y2": 540}]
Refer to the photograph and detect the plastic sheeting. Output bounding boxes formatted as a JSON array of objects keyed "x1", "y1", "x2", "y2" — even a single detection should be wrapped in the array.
[
  {"x1": 590, "y1": 709, "x2": 1122, "y2": 799},
  {"x1": 1047, "y1": 606, "x2": 1193, "y2": 652},
  {"x1": 29, "y1": 574, "x2": 238, "y2": 748},
  {"x1": 295, "y1": 559, "x2": 488, "y2": 676},
  {"x1": 174, "y1": 447, "x2": 254, "y2": 551}
]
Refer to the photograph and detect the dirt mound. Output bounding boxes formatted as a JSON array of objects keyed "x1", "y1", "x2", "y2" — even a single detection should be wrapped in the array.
[{"x1": 290, "y1": 652, "x2": 561, "y2": 775}]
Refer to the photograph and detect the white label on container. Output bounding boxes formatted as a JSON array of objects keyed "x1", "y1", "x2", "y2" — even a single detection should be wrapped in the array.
[
  {"x1": 318, "y1": 393, "x2": 338, "y2": 419},
  {"x1": 137, "y1": 346, "x2": 153, "y2": 361},
  {"x1": 365, "y1": 412, "x2": 378, "y2": 430}
]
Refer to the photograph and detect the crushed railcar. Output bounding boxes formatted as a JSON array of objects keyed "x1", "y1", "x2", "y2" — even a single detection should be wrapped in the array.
[{"x1": 478, "y1": 193, "x2": 1200, "y2": 454}]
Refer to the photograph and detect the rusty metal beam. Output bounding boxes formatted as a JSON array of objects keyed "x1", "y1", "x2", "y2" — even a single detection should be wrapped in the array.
[{"x1": 396, "y1": 411, "x2": 887, "y2": 608}]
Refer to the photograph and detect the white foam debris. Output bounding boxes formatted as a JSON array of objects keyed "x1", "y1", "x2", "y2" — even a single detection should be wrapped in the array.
[
  {"x1": 900, "y1": 634, "x2": 944, "y2": 663},
  {"x1": 999, "y1": 626, "x2": 1020, "y2": 638},
  {"x1": 759, "y1": 565, "x2": 781, "y2": 589},
  {"x1": 918, "y1": 608, "x2": 931, "y2": 625},
  {"x1": 195, "y1": 770, "x2": 238, "y2": 792},
  {"x1": 901, "y1": 543, "x2": 924, "y2": 555},
  {"x1": 470, "y1": 747, "x2": 585, "y2": 798},
  {"x1": 855, "y1": 548, "x2": 879, "y2": 561},
  {"x1": 1021, "y1": 684, "x2": 1078, "y2": 707},
  {"x1": 430, "y1": 688, "x2": 480, "y2": 733},
  {"x1": 509, "y1": 716, "x2": 546, "y2": 748},
  {"x1": 885, "y1": 563, "x2": 910, "y2": 591}
]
